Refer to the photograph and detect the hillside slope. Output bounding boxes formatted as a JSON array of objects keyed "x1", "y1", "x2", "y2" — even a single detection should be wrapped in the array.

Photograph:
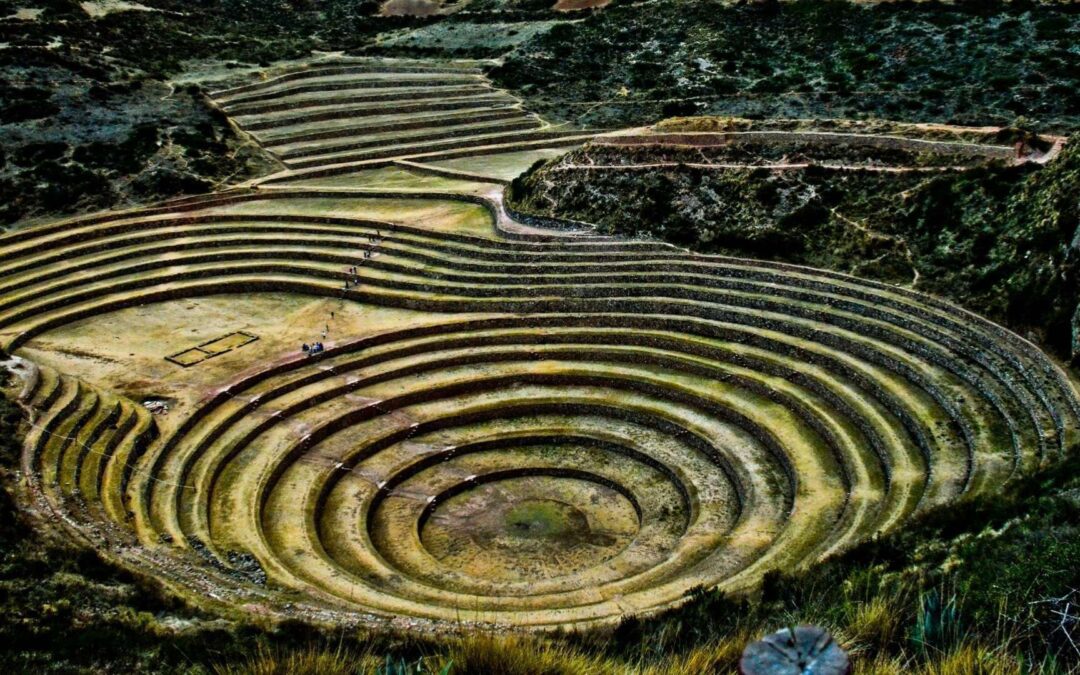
[
  {"x1": 493, "y1": 0, "x2": 1080, "y2": 130},
  {"x1": 0, "y1": 0, "x2": 437, "y2": 226},
  {"x1": 508, "y1": 135, "x2": 1080, "y2": 360}
]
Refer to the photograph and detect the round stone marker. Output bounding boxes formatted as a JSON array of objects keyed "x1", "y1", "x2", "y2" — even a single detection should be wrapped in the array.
[{"x1": 739, "y1": 625, "x2": 850, "y2": 675}]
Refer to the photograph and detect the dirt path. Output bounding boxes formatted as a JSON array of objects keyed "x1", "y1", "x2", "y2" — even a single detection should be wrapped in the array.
[{"x1": 551, "y1": 161, "x2": 974, "y2": 173}]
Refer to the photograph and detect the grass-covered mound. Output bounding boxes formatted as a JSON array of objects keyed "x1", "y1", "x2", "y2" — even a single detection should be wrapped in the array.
[
  {"x1": 492, "y1": 0, "x2": 1080, "y2": 130},
  {"x1": 507, "y1": 132, "x2": 1080, "y2": 362}
]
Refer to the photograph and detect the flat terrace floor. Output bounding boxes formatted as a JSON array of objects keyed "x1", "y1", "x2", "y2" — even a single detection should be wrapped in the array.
[
  {"x1": 12, "y1": 190, "x2": 504, "y2": 437},
  {"x1": 18, "y1": 295, "x2": 499, "y2": 440}
]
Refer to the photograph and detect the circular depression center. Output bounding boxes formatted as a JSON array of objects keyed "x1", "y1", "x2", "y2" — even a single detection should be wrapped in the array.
[{"x1": 419, "y1": 473, "x2": 641, "y2": 582}]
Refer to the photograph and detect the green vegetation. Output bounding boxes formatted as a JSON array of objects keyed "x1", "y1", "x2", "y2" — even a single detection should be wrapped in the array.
[
  {"x1": 4, "y1": 173, "x2": 1077, "y2": 663},
  {"x1": 374, "y1": 20, "x2": 562, "y2": 55},
  {"x1": 0, "y1": 386, "x2": 203, "y2": 673},
  {"x1": 509, "y1": 134, "x2": 1080, "y2": 361},
  {"x1": 492, "y1": 0, "x2": 1080, "y2": 130},
  {"x1": 0, "y1": 80, "x2": 276, "y2": 225},
  {"x1": 210, "y1": 58, "x2": 591, "y2": 182},
  {"x1": 611, "y1": 455, "x2": 1080, "y2": 672}
]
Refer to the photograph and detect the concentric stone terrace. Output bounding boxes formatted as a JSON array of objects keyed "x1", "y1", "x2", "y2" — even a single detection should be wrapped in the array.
[
  {"x1": 7, "y1": 187, "x2": 1078, "y2": 628},
  {"x1": 209, "y1": 57, "x2": 597, "y2": 183},
  {"x1": 4, "y1": 59, "x2": 1078, "y2": 629}
]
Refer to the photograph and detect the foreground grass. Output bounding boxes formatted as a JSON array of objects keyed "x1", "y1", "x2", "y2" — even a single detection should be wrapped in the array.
[{"x1": 211, "y1": 634, "x2": 1059, "y2": 674}]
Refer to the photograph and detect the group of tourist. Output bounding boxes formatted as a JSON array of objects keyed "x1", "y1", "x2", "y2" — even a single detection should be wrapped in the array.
[
  {"x1": 342, "y1": 234, "x2": 383, "y2": 290},
  {"x1": 308, "y1": 235, "x2": 388, "y2": 355},
  {"x1": 302, "y1": 341, "x2": 325, "y2": 355}
]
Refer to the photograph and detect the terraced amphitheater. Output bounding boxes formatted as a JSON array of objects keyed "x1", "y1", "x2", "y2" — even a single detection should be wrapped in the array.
[
  {"x1": 3, "y1": 58, "x2": 1079, "y2": 631},
  {"x1": 210, "y1": 57, "x2": 599, "y2": 184}
]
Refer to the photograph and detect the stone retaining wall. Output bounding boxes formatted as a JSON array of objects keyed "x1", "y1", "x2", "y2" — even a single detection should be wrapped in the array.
[{"x1": 597, "y1": 131, "x2": 1017, "y2": 159}]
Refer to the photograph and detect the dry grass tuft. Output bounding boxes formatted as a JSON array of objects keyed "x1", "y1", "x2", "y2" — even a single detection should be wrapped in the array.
[
  {"x1": 208, "y1": 634, "x2": 1066, "y2": 675},
  {"x1": 445, "y1": 633, "x2": 609, "y2": 675},
  {"x1": 917, "y1": 643, "x2": 1025, "y2": 675},
  {"x1": 637, "y1": 633, "x2": 749, "y2": 675},
  {"x1": 850, "y1": 641, "x2": 1033, "y2": 675},
  {"x1": 851, "y1": 651, "x2": 912, "y2": 675},
  {"x1": 212, "y1": 642, "x2": 377, "y2": 675},
  {"x1": 840, "y1": 596, "x2": 905, "y2": 652}
]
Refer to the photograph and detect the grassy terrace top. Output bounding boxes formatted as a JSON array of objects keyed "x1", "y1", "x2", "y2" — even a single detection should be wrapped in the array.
[
  {"x1": 2, "y1": 0, "x2": 1080, "y2": 664},
  {"x1": 652, "y1": 116, "x2": 1050, "y2": 145}
]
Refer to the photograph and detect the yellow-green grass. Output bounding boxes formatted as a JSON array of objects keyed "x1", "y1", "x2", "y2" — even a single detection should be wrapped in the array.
[
  {"x1": 10, "y1": 251, "x2": 1075, "y2": 626},
  {"x1": 209, "y1": 632, "x2": 1035, "y2": 675},
  {"x1": 422, "y1": 147, "x2": 577, "y2": 180},
  {"x1": 202, "y1": 196, "x2": 498, "y2": 238},
  {"x1": 279, "y1": 130, "x2": 584, "y2": 170},
  {"x1": 211, "y1": 64, "x2": 486, "y2": 103},
  {"x1": 282, "y1": 166, "x2": 498, "y2": 193},
  {"x1": 267, "y1": 118, "x2": 542, "y2": 161},
  {"x1": 256, "y1": 108, "x2": 527, "y2": 149},
  {"x1": 10, "y1": 271, "x2": 1045, "y2": 617},
  {"x1": 208, "y1": 59, "x2": 592, "y2": 184},
  {"x1": 222, "y1": 83, "x2": 496, "y2": 117},
  {"x1": 232, "y1": 93, "x2": 515, "y2": 132},
  {"x1": 15, "y1": 296, "x2": 485, "y2": 434}
]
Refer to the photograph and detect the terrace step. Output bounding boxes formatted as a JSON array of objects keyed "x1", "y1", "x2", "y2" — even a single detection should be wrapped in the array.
[
  {"x1": 0, "y1": 216, "x2": 1059, "y2": 480},
  {"x1": 222, "y1": 83, "x2": 496, "y2": 118},
  {"x1": 0, "y1": 228, "x2": 1055, "y2": 459},
  {"x1": 211, "y1": 62, "x2": 485, "y2": 101},
  {"x1": 18, "y1": 371, "x2": 156, "y2": 535},
  {"x1": 273, "y1": 118, "x2": 544, "y2": 161},
  {"x1": 283, "y1": 130, "x2": 597, "y2": 169},
  {"x1": 259, "y1": 108, "x2": 529, "y2": 148},
  {"x1": 219, "y1": 77, "x2": 489, "y2": 109},
  {"x1": 236, "y1": 95, "x2": 516, "y2": 132}
]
